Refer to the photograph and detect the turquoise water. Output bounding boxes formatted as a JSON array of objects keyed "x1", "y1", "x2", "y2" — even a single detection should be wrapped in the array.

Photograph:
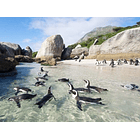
[{"x1": 0, "y1": 62, "x2": 140, "y2": 122}]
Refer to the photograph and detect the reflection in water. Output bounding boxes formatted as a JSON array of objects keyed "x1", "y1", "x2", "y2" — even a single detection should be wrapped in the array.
[{"x1": 0, "y1": 62, "x2": 140, "y2": 122}]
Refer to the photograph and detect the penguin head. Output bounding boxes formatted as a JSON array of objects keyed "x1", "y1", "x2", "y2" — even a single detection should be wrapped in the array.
[
  {"x1": 84, "y1": 80, "x2": 90, "y2": 87},
  {"x1": 71, "y1": 90, "x2": 78, "y2": 98},
  {"x1": 8, "y1": 97, "x2": 14, "y2": 101},
  {"x1": 14, "y1": 87, "x2": 18, "y2": 91},
  {"x1": 48, "y1": 86, "x2": 52, "y2": 94},
  {"x1": 67, "y1": 82, "x2": 74, "y2": 90}
]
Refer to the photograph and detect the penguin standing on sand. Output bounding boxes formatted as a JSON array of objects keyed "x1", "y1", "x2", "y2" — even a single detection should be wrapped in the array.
[
  {"x1": 8, "y1": 94, "x2": 37, "y2": 108},
  {"x1": 69, "y1": 89, "x2": 104, "y2": 111},
  {"x1": 35, "y1": 86, "x2": 56, "y2": 108},
  {"x1": 134, "y1": 58, "x2": 139, "y2": 66},
  {"x1": 109, "y1": 59, "x2": 115, "y2": 67}
]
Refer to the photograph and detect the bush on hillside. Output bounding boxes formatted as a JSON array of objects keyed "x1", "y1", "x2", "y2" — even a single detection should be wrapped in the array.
[{"x1": 32, "y1": 51, "x2": 38, "y2": 58}]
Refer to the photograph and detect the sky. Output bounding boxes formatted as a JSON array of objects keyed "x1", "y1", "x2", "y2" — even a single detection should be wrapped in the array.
[{"x1": 0, "y1": 17, "x2": 140, "y2": 52}]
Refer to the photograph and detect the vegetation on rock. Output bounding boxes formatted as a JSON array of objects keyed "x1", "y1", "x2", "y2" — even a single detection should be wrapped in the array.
[{"x1": 68, "y1": 24, "x2": 139, "y2": 49}]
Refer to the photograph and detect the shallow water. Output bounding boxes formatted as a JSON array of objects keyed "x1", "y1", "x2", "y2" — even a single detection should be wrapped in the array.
[{"x1": 0, "y1": 62, "x2": 140, "y2": 122}]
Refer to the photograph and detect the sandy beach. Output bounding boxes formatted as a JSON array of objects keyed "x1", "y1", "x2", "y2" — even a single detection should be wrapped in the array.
[{"x1": 58, "y1": 59, "x2": 140, "y2": 69}]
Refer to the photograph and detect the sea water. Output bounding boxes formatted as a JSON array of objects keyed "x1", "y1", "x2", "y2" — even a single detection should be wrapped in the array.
[{"x1": 0, "y1": 62, "x2": 140, "y2": 122}]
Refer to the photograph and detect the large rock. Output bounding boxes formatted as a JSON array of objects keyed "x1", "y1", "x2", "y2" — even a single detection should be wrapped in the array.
[
  {"x1": 88, "y1": 27, "x2": 140, "y2": 60},
  {"x1": 0, "y1": 55, "x2": 18, "y2": 73},
  {"x1": 15, "y1": 55, "x2": 34, "y2": 63},
  {"x1": 21, "y1": 46, "x2": 32, "y2": 58},
  {"x1": 70, "y1": 45, "x2": 89, "y2": 58},
  {"x1": 61, "y1": 47, "x2": 72, "y2": 60},
  {"x1": 0, "y1": 42, "x2": 22, "y2": 56},
  {"x1": 36, "y1": 35, "x2": 64, "y2": 59}
]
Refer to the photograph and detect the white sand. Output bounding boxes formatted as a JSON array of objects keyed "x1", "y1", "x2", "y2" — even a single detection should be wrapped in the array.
[{"x1": 58, "y1": 59, "x2": 140, "y2": 68}]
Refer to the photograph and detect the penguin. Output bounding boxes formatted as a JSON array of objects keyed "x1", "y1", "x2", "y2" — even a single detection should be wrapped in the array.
[
  {"x1": 8, "y1": 93, "x2": 37, "y2": 108},
  {"x1": 13, "y1": 87, "x2": 32, "y2": 95},
  {"x1": 35, "y1": 81, "x2": 45, "y2": 86},
  {"x1": 102, "y1": 59, "x2": 107, "y2": 64},
  {"x1": 121, "y1": 84, "x2": 139, "y2": 90},
  {"x1": 83, "y1": 80, "x2": 108, "y2": 93},
  {"x1": 134, "y1": 58, "x2": 139, "y2": 66},
  {"x1": 38, "y1": 67, "x2": 49, "y2": 77},
  {"x1": 67, "y1": 82, "x2": 91, "y2": 93},
  {"x1": 70, "y1": 89, "x2": 104, "y2": 111},
  {"x1": 41, "y1": 67, "x2": 44, "y2": 72},
  {"x1": 34, "y1": 77, "x2": 48, "y2": 81},
  {"x1": 35, "y1": 86, "x2": 56, "y2": 108},
  {"x1": 123, "y1": 59, "x2": 128, "y2": 64},
  {"x1": 129, "y1": 59, "x2": 134, "y2": 65},
  {"x1": 57, "y1": 78, "x2": 69, "y2": 82},
  {"x1": 73, "y1": 56, "x2": 79, "y2": 61},
  {"x1": 109, "y1": 59, "x2": 115, "y2": 67}
]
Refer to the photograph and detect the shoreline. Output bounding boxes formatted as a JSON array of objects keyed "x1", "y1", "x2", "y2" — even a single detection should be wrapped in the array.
[{"x1": 57, "y1": 59, "x2": 140, "y2": 69}]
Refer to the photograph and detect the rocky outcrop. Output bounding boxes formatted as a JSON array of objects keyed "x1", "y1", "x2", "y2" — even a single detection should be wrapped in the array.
[
  {"x1": 0, "y1": 55, "x2": 18, "y2": 73},
  {"x1": 36, "y1": 35, "x2": 64, "y2": 59},
  {"x1": 0, "y1": 42, "x2": 22, "y2": 56},
  {"x1": 70, "y1": 44, "x2": 89, "y2": 58},
  {"x1": 88, "y1": 27, "x2": 140, "y2": 60},
  {"x1": 21, "y1": 46, "x2": 32, "y2": 58},
  {"x1": 61, "y1": 47, "x2": 72, "y2": 60},
  {"x1": 15, "y1": 55, "x2": 34, "y2": 63}
]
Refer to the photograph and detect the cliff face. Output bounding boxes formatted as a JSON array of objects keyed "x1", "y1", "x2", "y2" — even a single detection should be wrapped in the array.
[
  {"x1": 88, "y1": 27, "x2": 140, "y2": 60},
  {"x1": 77, "y1": 26, "x2": 116, "y2": 43}
]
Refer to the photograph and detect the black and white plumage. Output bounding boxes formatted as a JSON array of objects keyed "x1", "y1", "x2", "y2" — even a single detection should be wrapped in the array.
[
  {"x1": 58, "y1": 78, "x2": 69, "y2": 82},
  {"x1": 70, "y1": 89, "x2": 104, "y2": 111},
  {"x1": 8, "y1": 94, "x2": 37, "y2": 108},
  {"x1": 84, "y1": 80, "x2": 108, "y2": 93},
  {"x1": 35, "y1": 81, "x2": 45, "y2": 86},
  {"x1": 35, "y1": 86, "x2": 56, "y2": 108},
  {"x1": 38, "y1": 67, "x2": 49, "y2": 77},
  {"x1": 109, "y1": 59, "x2": 115, "y2": 67},
  {"x1": 68, "y1": 82, "x2": 91, "y2": 93},
  {"x1": 14, "y1": 87, "x2": 32, "y2": 95},
  {"x1": 34, "y1": 77, "x2": 48, "y2": 81},
  {"x1": 121, "y1": 84, "x2": 139, "y2": 91}
]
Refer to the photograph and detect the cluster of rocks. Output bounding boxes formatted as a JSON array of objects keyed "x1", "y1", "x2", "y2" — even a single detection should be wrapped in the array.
[
  {"x1": 2, "y1": 27, "x2": 140, "y2": 75},
  {"x1": 35, "y1": 35, "x2": 88, "y2": 66},
  {"x1": 0, "y1": 42, "x2": 33, "y2": 75}
]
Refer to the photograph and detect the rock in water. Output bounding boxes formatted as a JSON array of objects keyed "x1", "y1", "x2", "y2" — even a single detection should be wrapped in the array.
[{"x1": 36, "y1": 35, "x2": 64, "y2": 59}]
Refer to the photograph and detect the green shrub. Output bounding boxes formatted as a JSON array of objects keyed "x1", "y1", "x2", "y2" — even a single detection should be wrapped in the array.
[{"x1": 32, "y1": 51, "x2": 38, "y2": 58}]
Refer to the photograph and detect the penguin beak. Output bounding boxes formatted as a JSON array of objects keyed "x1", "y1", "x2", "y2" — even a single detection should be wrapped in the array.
[{"x1": 83, "y1": 80, "x2": 86, "y2": 83}]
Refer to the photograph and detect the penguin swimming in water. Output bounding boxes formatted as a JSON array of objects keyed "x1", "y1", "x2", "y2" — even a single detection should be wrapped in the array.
[
  {"x1": 83, "y1": 80, "x2": 108, "y2": 93},
  {"x1": 70, "y1": 89, "x2": 104, "y2": 111},
  {"x1": 57, "y1": 78, "x2": 69, "y2": 82},
  {"x1": 35, "y1": 81, "x2": 45, "y2": 86},
  {"x1": 14, "y1": 87, "x2": 32, "y2": 95},
  {"x1": 8, "y1": 93, "x2": 37, "y2": 108},
  {"x1": 67, "y1": 82, "x2": 91, "y2": 93},
  {"x1": 38, "y1": 67, "x2": 49, "y2": 77},
  {"x1": 35, "y1": 86, "x2": 56, "y2": 108},
  {"x1": 121, "y1": 84, "x2": 139, "y2": 91},
  {"x1": 34, "y1": 77, "x2": 48, "y2": 81}
]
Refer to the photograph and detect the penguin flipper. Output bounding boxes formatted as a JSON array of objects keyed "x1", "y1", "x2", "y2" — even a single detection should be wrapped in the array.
[{"x1": 76, "y1": 100, "x2": 82, "y2": 111}]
